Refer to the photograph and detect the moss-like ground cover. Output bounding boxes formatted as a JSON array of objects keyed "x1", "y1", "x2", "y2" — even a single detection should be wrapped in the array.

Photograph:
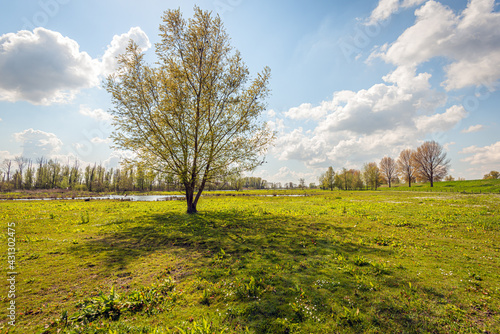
[{"x1": 0, "y1": 191, "x2": 499, "y2": 333}]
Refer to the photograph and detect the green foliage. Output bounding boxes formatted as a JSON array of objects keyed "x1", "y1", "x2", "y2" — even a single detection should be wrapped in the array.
[
  {"x1": 234, "y1": 276, "x2": 265, "y2": 300},
  {"x1": 73, "y1": 286, "x2": 122, "y2": 323},
  {"x1": 59, "y1": 278, "x2": 178, "y2": 330}
]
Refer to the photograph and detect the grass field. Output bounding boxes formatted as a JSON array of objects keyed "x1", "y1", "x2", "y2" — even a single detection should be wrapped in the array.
[
  {"x1": 0, "y1": 190, "x2": 499, "y2": 333},
  {"x1": 384, "y1": 178, "x2": 500, "y2": 194}
]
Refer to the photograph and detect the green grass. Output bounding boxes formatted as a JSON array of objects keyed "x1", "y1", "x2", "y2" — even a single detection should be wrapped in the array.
[
  {"x1": 0, "y1": 191, "x2": 499, "y2": 333},
  {"x1": 385, "y1": 178, "x2": 500, "y2": 193}
]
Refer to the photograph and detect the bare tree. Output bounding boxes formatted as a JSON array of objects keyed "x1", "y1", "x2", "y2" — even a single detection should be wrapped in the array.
[
  {"x1": 1, "y1": 159, "x2": 12, "y2": 182},
  {"x1": 379, "y1": 156, "x2": 396, "y2": 188},
  {"x1": 397, "y1": 149, "x2": 415, "y2": 187},
  {"x1": 412, "y1": 141, "x2": 450, "y2": 187},
  {"x1": 14, "y1": 156, "x2": 28, "y2": 189}
]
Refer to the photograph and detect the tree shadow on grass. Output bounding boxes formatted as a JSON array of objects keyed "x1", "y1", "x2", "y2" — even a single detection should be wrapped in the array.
[
  {"x1": 68, "y1": 208, "x2": 390, "y2": 273},
  {"x1": 67, "y1": 208, "x2": 451, "y2": 332}
]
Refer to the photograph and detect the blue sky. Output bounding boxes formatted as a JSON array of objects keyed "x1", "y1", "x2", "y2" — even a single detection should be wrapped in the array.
[{"x1": 1, "y1": 0, "x2": 499, "y2": 184}]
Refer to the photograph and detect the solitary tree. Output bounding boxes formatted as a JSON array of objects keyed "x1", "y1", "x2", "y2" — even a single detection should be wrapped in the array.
[
  {"x1": 397, "y1": 149, "x2": 415, "y2": 187},
  {"x1": 106, "y1": 8, "x2": 274, "y2": 213},
  {"x1": 379, "y1": 156, "x2": 396, "y2": 188},
  {"x1": 412, "y1": 141, "x2": 450, "y2": 187}
]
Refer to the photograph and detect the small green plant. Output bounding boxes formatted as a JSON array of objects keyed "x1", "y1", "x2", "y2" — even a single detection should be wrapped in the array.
[
  {"x1": 200, "y1": 289, "x2": 211, "y2": 305},
  {"x1": 67, "y1": 278, "x2": 177, "y2": 326},
  {"x1": 212, "y1": 248, "x2": 229, "y2": 267},
  {"x1": 370, "y1": 261, "x2": 390, "y2": 275},
  {"x1": 72, "y1": 286, "x2": 122, "y2": 323},
  {"x1": 80, "y1": 211, "x2": 90, "y2": 224},
  {"x1": 126, "y1": 278, "x2": 176, "y2": 314},
  {"x1": 337, "y1": 306, "x2": 362, "y2": 327},
  {"x1": 353, "y1": 255, "x2": 370, "y2": 266},
  {"x1": 234, "y1": 276, "x2": 265, "y2": 300}
]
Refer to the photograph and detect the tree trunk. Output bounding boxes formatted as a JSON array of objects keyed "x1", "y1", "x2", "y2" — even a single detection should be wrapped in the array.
[
  {"x1": 186, "y1": 199, "x2": 197, "y2": 214},
  {"x1": 185, "y1": 185, "x2": 197, "y2": 214}
]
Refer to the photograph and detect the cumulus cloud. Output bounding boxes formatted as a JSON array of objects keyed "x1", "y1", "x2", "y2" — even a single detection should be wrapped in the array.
[
  {"x1": 0, "y1": 28, "x2": 100, "y2": 105},
  {"x1": 414, "y1": 105, "x2": 467, "y2": 132},
  {"x1": 0, "y1": 27, "x2": 150, "y2": 105},
  {"x1": 273, "y1": 64, "x2": 458, "y2": 168},
  {"x1": 101, "y1": 27, "x2": 151, "y2": 76},
  {"x1": 367, "y1": 0, "x2": 426, "y2": 25},
  {"x1": 274, "y1": 127, "x2": 328, "y2": 166},
  {"x1": 462, "y1": 124, "x2": 484, "y2": 133},
  {"x1": 460, "y1": 141, "x2": 500, "y2": 165},
  {"x1": 372, "y1": 0, "x2": 500, "y2": 91},
  {"x1": 284, "y1": 100, "x2": 334, "y2": 121},
  {"x1": 13, "y1": 128, "x2": 63, "y2": 159}
]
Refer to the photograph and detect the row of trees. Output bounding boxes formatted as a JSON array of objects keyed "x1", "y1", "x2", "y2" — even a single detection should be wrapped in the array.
[
  {"x1": 0, "y1": 157, "x2": 279, "y2": 192},
  {"x1": 0, "y1": 157, "x2": 176, "y2": 192},
  {"x1": 319, "y1": 141, "x2": 451, "y2": 190}
]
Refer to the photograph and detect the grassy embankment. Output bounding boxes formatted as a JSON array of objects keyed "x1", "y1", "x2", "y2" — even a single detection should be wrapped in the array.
[
  {"x1": 0, "y1": 187, "x2": 499, "y2": 333},
  {"x1": 384, "y1": 178, "x2": 500, "y2": 194}
]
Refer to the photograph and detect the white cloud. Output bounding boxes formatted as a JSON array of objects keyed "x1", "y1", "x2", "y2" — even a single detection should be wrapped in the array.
[
  {"x1": 414, "y1": 105, "x2": 467, "y2": 132},
  {"x1": 267, "y1": 109, "x2": 276, "y2": 118},
  {"x1": 274, "y1": 64, "x2": 459, "y2": 168},
  {"x1": 13, "y1": 128, "x2": 63, "y2": 159},
  {"x1": 0, "y1": 27, "x2": 150, "y2": 105},
  {"x1": 368, "y1": 0, "x2": 400, "y2": 24},
  {"x1": 267, "y1": 118, "x2": 285, "y2": 133},
  {"x1": 285, "y1": 103, "x2": 323, "y2": 121},
  {"x1": 102, "y1": 150, "x2": 136, "y2": 169},
  {"x1": 0, "y1": 28, "x2": 100, "y2": 105},
  {"x1": 367, "y1": 0, "x2": 426, "y2": 25},
  {"x1": 101, "y1": 27, "x2": 151, "y2": 76},
  {"x1": 79, "y1": 105, "x2": 113, "y2": 121},
  {"x1": 372, "y1": 0, "x2": 500, "y2": 91},
  {"x1": 462, "y1": 124, "x2": 484, "y2": 133},
  {"x1": 273, "y1": 127, "x2": 328, "y2": 166},
  {"x1": 460, "y1": 141, "x2": 500, "y2": 165}
]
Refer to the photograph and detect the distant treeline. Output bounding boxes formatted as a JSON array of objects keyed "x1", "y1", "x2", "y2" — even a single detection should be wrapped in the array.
[{"x1": 0, "y1": 157, "x2": 276, "y2": 192}]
